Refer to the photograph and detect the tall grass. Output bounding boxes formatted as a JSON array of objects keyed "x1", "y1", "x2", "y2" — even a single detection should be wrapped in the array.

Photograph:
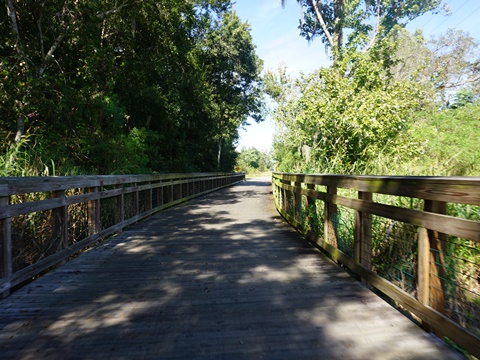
[{"x1": 0, "y1": 134, "x2": 55, "y2": 177}]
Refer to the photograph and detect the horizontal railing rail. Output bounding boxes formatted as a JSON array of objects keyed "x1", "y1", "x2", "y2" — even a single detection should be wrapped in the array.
[
  {"x1": 272, "y1": 172, "x2": 480, "y2": 358},
  {"x1": 1, "y1": 172, "x2": 244, "y2": 297}
]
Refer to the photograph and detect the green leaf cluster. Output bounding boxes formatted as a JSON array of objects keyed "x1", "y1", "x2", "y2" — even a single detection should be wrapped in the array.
[
  {"x1": 409, "y1": 101, "x2": 480, "y2": 176},
  {"x1": 272, "y1": 45, "x2": 425, "y2": 174}
]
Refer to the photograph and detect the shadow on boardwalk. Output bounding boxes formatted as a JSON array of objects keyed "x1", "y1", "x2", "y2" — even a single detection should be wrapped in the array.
[{"x1": 0, "y1": 178, "x2": 462, "y2": 359}]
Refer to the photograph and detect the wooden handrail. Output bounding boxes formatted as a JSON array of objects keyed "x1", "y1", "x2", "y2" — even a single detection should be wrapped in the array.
[
  {"x1": 272, "y1": 172, "x2": 480, "y2": 358},
  {"x1": 0, "y1": 172, "x2": 244, "y2": 297}
]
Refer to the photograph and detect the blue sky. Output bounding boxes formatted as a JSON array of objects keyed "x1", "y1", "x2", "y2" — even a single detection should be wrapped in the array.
[{"x1": 233, "y1": 0, "x2": 480, "y2": 152}]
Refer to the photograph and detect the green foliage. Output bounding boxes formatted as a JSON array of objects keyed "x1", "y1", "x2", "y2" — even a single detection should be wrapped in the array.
[
  {"x1": 1, "y1": 0, "x2": 262, "y2": 175},
  {"x1": 450, "y1": 90, "x2": 477, "y2": 109},
  {"x1": 269, "y1": 27, "x2": 480, "y2": 177},
  {"x1": 236, "y1": 147, "x2": 272, "y2": 174},
  {"x1": 270, "y1": 45, "x2": 425, "y2": 174},
  {"x1": 0, "y1": 134, "x2": 54, "y2": 176},
  {"x1": 408, "y1": 101, "x2": 480, "y2": 176}
]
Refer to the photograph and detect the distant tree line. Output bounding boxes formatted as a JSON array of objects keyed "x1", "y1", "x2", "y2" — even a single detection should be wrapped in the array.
[
  {"x1": 236, "y1": 147, "x2": 272, "y2": 174},
  {"x1": 1, "y1": 0, "x2": 263, "y2": 175}
]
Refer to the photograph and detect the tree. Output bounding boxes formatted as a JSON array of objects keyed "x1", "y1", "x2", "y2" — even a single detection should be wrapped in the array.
[
  {"x1": 200, "y1": 12, "x2": 264, "y2": 169},
  {"x1": 267, "y1": 44, "x2": 425, "y2": 173},
  {"x1": 282, "y1": 0, "x2": 443, "y2": 64},
  {"x1": 1, "y1": 1, "x2": 262, "y2": 174},
  {"x1": 392, "y1": 28, "x2": 480, "y2": 105},
  {"x1": 236, "y1": 147, "x2": 272, "y2": 173}
]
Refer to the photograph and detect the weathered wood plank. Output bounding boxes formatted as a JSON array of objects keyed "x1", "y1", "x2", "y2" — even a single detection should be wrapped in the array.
[
  {"x1": 0, "y1": 173, "x2": 243, "y2": 196},
  {"x1": 296, "y1": 185, "x2": 480, "y2": 242},
  {"x1": 0, "y1": 178, "x2": 462, "y2": 359},
  {"x1": 274, "y1": 173, "x2": 480, "y2": 205}
]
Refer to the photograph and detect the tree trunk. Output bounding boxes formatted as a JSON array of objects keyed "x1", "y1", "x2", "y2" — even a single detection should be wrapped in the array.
[
  {"x1": 5, "y1": 0, "x2": 22, "y2": 55},
  {"x1": 311, "y1": 0, "x2": 335, "y2": 51},
  {"x1": 15, "y1": 116, "x2": 24, "y2": 143},
  {"x1": 14, "y1": 101, "x2": 24, "y2": 143},
  {"x1": 217, "y1": 138, "x2": 222, "y2": 170},
  {"x1": 333, "y1": 0, "x2": 345, "y2": 64}
]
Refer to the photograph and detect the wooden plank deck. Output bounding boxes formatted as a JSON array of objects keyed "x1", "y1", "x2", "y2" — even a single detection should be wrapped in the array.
[{"x1": 0, "y1": 178, "x2": 463, "y2": 359}]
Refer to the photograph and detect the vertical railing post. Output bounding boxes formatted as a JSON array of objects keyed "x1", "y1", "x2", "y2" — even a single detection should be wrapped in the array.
[
  {"x1": 115, "y1": 184, "x2": 124, "y2": 228},
  {"x1": 88, "y1": 187, "x2": 100, "y2": 236},
  {"x1": 178, "y1": 180, "x2": 182, "y2": 201},
  {"x1": 422, "y1": 200, "x2": 447, "y2": 314},
  {"x1": 294, "y1": 181, "x2": 302, "y2": 225},
  {"x1": 305, "y1": 184, "x2": 316, "y2": 232},
  {"x1": 272, "y1": 179, "x2": 283, "y2": 209},
  {"x1": 275, "y1": 177, "x2": 282, "y2": 210},
  {"x1": 324, "y1": 186, "x2": 338, "y2": 247},
  {"x1": 417, "y1": 226, "x2": 430, "y2": 304},
  {"x1": 1, "y1": 196, "x2": 12, "y2": 297},
  {"x1": 136, "y1": 183, "x2": 141, "y2": 216},
  {"x1": 159, "y1": 182, "x2": 164, "y2": 206},
  {"x1": 354, "y1": 191, "x2": 372, "y2": 270},
  {"x1": 280, "y1": 179, "x2": 290, "y2": 215},
  {"x1": 52, "y1": 190, "x2": 68, "y2": 253},
  {"x1": 147, "y1": 181, "x2": 152, "y2": 211}
]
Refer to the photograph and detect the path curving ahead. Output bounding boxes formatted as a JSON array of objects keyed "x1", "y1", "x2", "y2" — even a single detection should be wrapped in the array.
[{"x1": 0, "y1": 178, "x2": 462, "y2": 359}]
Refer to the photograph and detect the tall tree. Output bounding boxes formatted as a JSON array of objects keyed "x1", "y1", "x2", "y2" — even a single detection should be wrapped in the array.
[
  {"x1": 200, "y1": 12, "x2": 264, "y2": 169},
  {"x1": 1, "y1": 1, "x2": 262, "y2": 174},
  {"x1": 282, "y1": 0, "x2": 444, "y2": 64}
]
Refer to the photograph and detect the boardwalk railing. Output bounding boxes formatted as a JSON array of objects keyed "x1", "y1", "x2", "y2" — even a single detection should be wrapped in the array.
[
  {"x1": 0, "y1": 173, "x2": 244, "y2": 296},
  {"x1": 272, "y1": 172, "x2": 480, "y2": 357}
]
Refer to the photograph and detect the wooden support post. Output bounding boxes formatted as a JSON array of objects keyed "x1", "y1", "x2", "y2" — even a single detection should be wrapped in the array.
[
  {"x1": 115, "y1": 185, "x2": 124, "y2": 229},
  {"x1": 324, "y1": 186, "x2": 338, "y2": 247},
  {"x1": 417, "y1": 226, "x2": 430, "y2": 331},
  {"x1": 277, "y1": 179, "x2": 282, "y2": 210},
  {"x1": 88, "y1": 187, "x2": 100, "y2": 236},
  {"x1": 276, "y1": 180, "x2": 282, "y2": 210},
  {"x1": 280, "y1": 179, "x2": 290, "y2": 214},
  {"x1": 147, "y1": 182, "x2": 152, "y2": 211},
  {"x1": 423, "y1": 200, "x2": 447, "y2": 314},
  {"x1": 294, "y1": 181, "x2": 302, "y2": 224},
  {"x1": 51, "y1": 190, "x2": 68, "y2": 252},
  {"x1": 306, "y1": 184, "x2": 316, "y2": 232},
  {"x1": 354, "y1": 191, "x2": 372, "y2": 270},
  {"x1": 157, "y1": 184, "x2": 163, "y2": 206},
  {"x1": 1, "y1": 196, "x2": 12, "y2": 297}
]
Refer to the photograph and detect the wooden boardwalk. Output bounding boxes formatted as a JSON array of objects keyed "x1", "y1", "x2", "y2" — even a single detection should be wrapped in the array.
[{"x1": 0, "y1": 178, "x2": 463, "y2": 359}]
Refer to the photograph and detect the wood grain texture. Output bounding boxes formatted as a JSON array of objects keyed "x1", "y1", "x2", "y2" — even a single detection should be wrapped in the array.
[
  {"x1": 0, "y1": 173, "x2": 242, "y2": 196},
  {"x1": 0, "y1": 178, "x2": 462, "y2": 359},
  {"x1": 276, "y1": 181, "x2": 480, "y2": 242},
  {"x1": 273, "y1": 174, "x2": 479, "y2": 358},
  {"x1": 273, "y1": 173, "x2": 480, "y2": 205}
]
